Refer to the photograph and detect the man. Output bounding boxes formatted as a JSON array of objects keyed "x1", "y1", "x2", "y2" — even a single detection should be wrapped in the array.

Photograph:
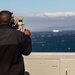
[{"x1": 0, "y1": 10, "x2": 32, "y2": 75}]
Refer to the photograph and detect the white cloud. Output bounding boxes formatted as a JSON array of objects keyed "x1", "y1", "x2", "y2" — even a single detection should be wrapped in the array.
[
  {"x1": 45, "y1": 12, "x2": 75, "y2": 17},
  {"x1": 23, "y1": 12, "x2": 75, "y2": 31},
  {"x1": 24, "y1": 12, "x2": 75, "y2": 18}
]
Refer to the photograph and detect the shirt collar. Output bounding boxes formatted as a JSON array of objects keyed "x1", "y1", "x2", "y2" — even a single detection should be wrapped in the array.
[{"x1": 0, "y1": 24, "x2": 11, "y2": 29}]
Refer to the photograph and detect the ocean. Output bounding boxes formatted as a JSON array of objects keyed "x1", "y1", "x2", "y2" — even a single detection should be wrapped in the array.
[{"x1": 31, "y1": 31, "x2": 75, "y2": 52}]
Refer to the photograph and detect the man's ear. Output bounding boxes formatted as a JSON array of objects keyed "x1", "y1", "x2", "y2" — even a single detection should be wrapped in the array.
[{"x1": 10, "y1": 12, "x2": 13, "y2": 15}]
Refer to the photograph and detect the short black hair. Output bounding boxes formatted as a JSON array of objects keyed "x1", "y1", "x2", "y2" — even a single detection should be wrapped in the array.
[
  {"x1": 0, "y1": 10, "x2": 13, "y2": 15},
  {"x1": 0, "y1": 10, "x2": 13, "y2": 24}
]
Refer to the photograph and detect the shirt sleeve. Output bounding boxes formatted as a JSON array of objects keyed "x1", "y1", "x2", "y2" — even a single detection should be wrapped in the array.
[{"x1": 21, "y1": 33, "x2": 32, "y2": 55}]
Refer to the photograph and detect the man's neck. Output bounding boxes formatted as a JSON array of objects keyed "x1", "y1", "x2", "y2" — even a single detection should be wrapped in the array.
[{"x1": 0, "y1": 22, "x2": 8, "y2": 24}]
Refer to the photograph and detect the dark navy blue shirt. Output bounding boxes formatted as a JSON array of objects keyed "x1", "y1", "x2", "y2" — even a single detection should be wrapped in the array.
[{"x1": 0, "y1": 24, "x2": 32, "y2": 75}]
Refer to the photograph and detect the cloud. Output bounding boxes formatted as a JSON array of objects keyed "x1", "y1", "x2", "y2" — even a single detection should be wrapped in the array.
[
  {"x1": 44, "y1": 12, "x2": 75, "y2": 17},
  {"x1": 23, "y1": 12, "x2": 75, "y2": 31},
  {"x1": 24, "y1": 12, "x2": 75, "y2": 18}
]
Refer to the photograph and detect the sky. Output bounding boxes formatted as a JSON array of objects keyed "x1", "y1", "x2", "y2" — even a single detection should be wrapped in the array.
[{"x1": 0, "y1": 0, "x2": 75, "y2": 31}]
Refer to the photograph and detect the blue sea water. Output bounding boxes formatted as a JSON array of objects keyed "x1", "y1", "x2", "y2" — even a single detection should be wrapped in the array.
[{"x1": 31, "y1": 31, "x2": 75, "y2": 52}]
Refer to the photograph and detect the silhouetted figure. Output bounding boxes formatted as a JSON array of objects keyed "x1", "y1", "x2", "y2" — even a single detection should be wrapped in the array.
[{"x1": 0, "y1": 10, "x2": 32, "y2": 75}]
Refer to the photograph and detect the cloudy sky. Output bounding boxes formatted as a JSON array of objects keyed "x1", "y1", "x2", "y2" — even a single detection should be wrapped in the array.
[{"x1": 0, "y1": 0, "x2": 75, "y2": 31}]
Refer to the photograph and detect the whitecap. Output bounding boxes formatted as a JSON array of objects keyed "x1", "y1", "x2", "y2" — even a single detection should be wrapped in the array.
[
  {"x1": 41, "y1": 35, "x2": 45, "y2": 37},
  {"x1": 61, "y1": 40, "x2": 65, "y2": 42},
  {"x1": 68, "y1": 47, "x2": 71, "y2": 50},
  {"x1": 42, "y1": 44, "x2": 44, "y2": 46}
]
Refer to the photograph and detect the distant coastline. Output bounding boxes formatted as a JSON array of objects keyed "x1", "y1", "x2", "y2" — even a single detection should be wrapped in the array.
[{"x1": 31, "y1": 30, "x2": 75, "y2": 32}]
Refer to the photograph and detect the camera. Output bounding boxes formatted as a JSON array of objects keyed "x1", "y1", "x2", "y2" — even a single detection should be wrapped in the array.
[{"x1": 10, "y1": 16, "x2": 24, "y2": 31}]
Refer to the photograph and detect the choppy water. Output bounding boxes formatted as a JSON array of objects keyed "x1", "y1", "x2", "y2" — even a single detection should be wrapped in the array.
[{"x1": 31, "y1": 31, "x2": 75, "y2": 52}]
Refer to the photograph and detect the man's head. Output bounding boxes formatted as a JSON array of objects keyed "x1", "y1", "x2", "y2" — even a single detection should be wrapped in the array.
[{"x1": 0, "y1": 10, "x2": 13, "y2": 24}]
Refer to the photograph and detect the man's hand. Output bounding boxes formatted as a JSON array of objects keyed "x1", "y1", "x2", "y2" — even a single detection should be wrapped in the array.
[{"x1": 24, "y1": 29, "x2": 31, "y2": 36}]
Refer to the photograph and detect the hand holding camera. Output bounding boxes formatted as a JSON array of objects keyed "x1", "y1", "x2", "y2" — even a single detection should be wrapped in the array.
[
  {"x1": 10, "y1": 15, "x2": 31, "y2": 36},
  {"x1": 24, "y1": 29, "x2": 31, "y2": 36}
]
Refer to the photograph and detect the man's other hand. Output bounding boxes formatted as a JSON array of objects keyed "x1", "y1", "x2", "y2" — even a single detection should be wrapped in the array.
[{"x1": 24, "y1": 29, "x2": 31, "y2": 36}]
